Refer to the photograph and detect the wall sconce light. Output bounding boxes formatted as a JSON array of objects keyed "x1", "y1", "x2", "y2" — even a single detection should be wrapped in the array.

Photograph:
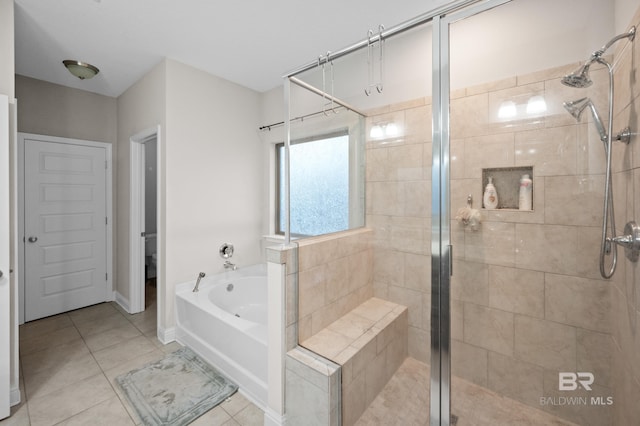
[
  {"x1": 497, "y1": 101, "x2": 517, "y2": 119},
  {"x1": 526, "y1": 95, "x2": 547, "y2": 114},
  {"x1": 370, "y1": 124, "x2": 384, "y2": 138},
  {"x1": 62, "y1": 60, "x2": 100, "y2": 80},
  {"x1": 370, "y1": 122, "x2": 401, "y2": 139}
]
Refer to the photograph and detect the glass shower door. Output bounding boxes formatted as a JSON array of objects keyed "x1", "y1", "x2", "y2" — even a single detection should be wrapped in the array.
[{"x1": 438, "y1": 0, "x2": 627, "y2": 424}]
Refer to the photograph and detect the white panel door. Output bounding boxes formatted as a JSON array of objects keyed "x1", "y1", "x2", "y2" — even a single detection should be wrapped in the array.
[
  {"x1": 24, "y1": 138, "x2": 108, "y2": 322},
  {"x1": 0, "y1": 95, "x2": 11, "y2": 419}
]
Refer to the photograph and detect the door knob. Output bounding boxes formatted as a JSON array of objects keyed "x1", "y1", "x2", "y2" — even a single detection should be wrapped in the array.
[{"x1": 28, "y1": 236, "x2": 38, "y2": 243}]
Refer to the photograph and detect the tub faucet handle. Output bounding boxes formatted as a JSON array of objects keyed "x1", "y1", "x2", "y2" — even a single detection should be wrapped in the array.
[{"x1": 193, "y1": 272, "x2": 206, "y2": 292}]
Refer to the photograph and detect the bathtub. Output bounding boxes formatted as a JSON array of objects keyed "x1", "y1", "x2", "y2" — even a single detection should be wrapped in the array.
[{"x1": 175, "y1": 263, "x2": 268, "y2": 408}]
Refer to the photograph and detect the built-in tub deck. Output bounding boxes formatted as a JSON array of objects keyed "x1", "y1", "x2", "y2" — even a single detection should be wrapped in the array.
[{"x1": 300, "y1": 297, "x2": 408, "y2": 426}]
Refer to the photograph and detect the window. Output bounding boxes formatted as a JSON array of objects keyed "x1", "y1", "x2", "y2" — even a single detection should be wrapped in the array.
[{"x1": 276, "y1": 132, "x2": 350, "y2": 236}]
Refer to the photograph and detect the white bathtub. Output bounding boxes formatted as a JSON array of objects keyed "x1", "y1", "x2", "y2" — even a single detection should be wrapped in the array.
[{"x1": 175, "y1": 264, "x2": 268, "y2": 408}]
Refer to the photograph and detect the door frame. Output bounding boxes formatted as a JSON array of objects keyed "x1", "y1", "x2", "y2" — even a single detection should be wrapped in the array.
[
  {"x1": 128, "y1": 126, "x2": 161, "y2": 315},
  {"x1": 17, "y1": 133, "x2": 113, "y2": 324},
  {"x1": 430, "y1": 1, "x2": 513, "y2": 424}
]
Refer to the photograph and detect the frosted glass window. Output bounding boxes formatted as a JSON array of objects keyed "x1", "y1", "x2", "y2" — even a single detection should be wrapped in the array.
[{"x1": 277, "y1": 133, "x2": 350, "y2": 236}]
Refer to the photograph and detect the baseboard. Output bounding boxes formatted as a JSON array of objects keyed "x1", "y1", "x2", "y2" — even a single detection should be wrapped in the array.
[
  {"x1": 264, "y1": 408, "x2": 285, "y2": 426},
  {"x1": 114, "y1": 291, "x2": 131, "y2": 313},
  {"x1": 10, "y1": 387, "x2": 20, "y2": 407},
  {"x1": 157, "y1": 326, "x2": 175, "y2": 344}
]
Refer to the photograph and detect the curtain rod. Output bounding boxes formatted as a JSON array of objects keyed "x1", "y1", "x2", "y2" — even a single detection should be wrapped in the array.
[
  {"x1": 259, "y1": 75, "x2": 366, "y2": 130},
  {"x1": 283, "y1": 0, "x2": 480, "y2": 79},
  {"x1": 289, "y1": 76, "x2": 367, "y2": 116},
  {"x1": 258, "y1": 106, "x2": 345, "y2": 131}
]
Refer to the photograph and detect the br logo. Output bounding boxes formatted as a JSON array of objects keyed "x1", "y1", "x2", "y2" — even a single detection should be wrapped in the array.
[{"x1": 558, "y1": 372, "x2": 594, "y2": 391}]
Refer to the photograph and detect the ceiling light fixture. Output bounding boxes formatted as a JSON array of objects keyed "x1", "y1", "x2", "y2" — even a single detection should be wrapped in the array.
[{"x1": 62, "y1": 60, "x2": 100, "y2": 80}]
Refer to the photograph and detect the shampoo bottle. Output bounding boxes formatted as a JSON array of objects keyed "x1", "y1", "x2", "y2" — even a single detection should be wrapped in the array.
[
  {"x1": 483, "y1": 177, "x2": 499, "y2": 209},
  {"x1": 519, "y1": 174, "x2": 533, "y2": 210}
]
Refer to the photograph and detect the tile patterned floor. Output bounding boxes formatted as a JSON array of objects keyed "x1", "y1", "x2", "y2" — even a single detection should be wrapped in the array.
[
  {"x1": 3, "y1": 293, "x2": 579, "y2": 426},
  {"x1": 1, "y1": 299, "x2": 264, "y2": 426},
  {"x1": 356, "y1": 357, "x2": 578, "y2": 426}
]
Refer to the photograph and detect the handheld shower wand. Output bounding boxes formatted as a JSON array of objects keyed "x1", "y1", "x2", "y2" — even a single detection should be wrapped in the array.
[
  {"x1": 561, "y1": 26, "x2": 636, "y2": 279},
  {"x1": 562, "y1": 97, "x2": 607, "y2": 143}
]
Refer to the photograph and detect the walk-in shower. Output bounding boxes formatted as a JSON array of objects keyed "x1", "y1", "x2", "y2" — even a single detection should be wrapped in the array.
[
  {"x1": 562, "y1": 26, "x2": 637, "y2": 278},
  {"x1": 272, "y1": 1, "x2": 640, "y2": 424}
]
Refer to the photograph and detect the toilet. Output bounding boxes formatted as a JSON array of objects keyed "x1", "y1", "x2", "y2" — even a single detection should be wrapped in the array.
[{"x1": 145, "y1": 233, "x2": 157, "y2": 279}]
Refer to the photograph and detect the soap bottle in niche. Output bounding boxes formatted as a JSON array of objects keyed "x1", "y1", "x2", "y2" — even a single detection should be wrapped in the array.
[
  {"x1": 483, "y1": 177, "x2": 499, "y2": 209},
  {"x1": 519, "y1": 174, "x2": 533, "y2": 210}
]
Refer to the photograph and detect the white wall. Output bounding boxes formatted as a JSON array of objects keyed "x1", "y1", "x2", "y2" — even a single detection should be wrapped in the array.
[
  {"x1": 163, "y1": 59, "x2": 263, "y2": 329},
  {"x1": 0, "y1": 0, "x2": 13, "y2": 100},
  {"x1": 116, "y1": 60, "x2": 167, "y2": 303},
  {"x1": 285, "y1": 0, "x2": 615, "y2": 112}
]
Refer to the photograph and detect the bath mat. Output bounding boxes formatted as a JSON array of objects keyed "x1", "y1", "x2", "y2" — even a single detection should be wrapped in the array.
[{"x1": 116, "y1": 346, "x2": 238, "y2": 426}]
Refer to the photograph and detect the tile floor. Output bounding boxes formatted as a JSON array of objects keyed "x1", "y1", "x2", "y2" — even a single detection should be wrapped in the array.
[
  {"x1": 356, "y1": 357, "x2": 578, "y2": 426},
  {"x1": 1, "y1": 295, "x2": 264, "y2": 426},
  {"x1": 2, "y1": 289, "x2": 580, "y2": 426}
]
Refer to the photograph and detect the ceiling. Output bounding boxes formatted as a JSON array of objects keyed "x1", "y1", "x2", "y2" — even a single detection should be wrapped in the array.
[{"x1": 14, "y1": 0, "x2": 450, "y2": 98}]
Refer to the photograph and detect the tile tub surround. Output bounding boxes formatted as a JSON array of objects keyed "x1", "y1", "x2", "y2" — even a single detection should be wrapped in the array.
[{"x1": 301, "y1": 298, "x2": 408, "y2": 426}]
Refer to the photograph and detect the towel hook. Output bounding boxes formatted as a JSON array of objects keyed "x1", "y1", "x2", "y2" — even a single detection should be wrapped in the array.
[
  {"x1": 376, "y1": 24, "x2": 385, "y2": 93},
  {"x1": 320, "y1": 55, "x2": 328, "y2": 116},
  {"x1": 365, "y1": 29, "x2": 374, "y2": 96},
  {"x1": 329, "y1": 52, "x2": 338, "y2": 114}
]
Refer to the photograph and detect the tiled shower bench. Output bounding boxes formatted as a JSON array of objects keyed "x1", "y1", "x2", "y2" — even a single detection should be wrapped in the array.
[{"x1": 294, "y1": 297, "x2": 408, "y2": 426}]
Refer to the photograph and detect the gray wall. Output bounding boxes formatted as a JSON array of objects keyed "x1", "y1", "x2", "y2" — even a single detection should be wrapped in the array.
[
  {"x1": 15, "y1": 75, "x2": 118, "y2": 294},
  {"x1": 15, "y1": 75, "x2": 117, "y2": 145}
]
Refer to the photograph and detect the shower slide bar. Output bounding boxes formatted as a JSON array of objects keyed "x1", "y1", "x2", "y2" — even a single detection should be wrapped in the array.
[{"x1": 562, "y1": 25, "x2": 637, "y2": 278}]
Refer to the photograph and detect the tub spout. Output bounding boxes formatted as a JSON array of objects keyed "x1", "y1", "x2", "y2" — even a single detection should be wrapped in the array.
[
  {"x1": 224, "y1": 260, "x2": 237, "y2": 271},
  {"x1": 192, "y1": 272, "x2": 206, "y2": 292}
]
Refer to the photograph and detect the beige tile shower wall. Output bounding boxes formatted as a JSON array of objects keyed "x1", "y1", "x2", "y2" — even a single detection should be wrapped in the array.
[
  {"x1": 365, "y1": 97, "x2": 433, "y2": 365},
  {"x1": 449, "y1": 63, "x2": 616, "y2": 426},
  {"x1": 297, "y1": 228, "x2": 374, "y2": 343},
  {"x1": 611, "y1": 6, "x2": 640, "y2": 426},
  {"x1": 365, "y1": 61, "x2": 638, "y2": 425}
]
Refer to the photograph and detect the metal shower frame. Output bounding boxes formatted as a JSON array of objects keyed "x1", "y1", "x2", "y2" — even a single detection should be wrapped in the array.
[{"x1": 281, "y1": 0, "x2": 513, "y2": 424}]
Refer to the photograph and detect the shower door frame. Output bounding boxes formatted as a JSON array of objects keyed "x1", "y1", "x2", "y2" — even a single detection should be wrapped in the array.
[
  {"x1": 280, "y1": 0, "x2": 516, "y2": 424},
  {"x1": 430, "y1": 1, "x2": 513, "y2": 425}
]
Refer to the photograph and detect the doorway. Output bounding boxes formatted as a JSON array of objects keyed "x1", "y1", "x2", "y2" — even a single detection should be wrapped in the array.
[
  {"x1": 18, "y1": 133, "x2": 113, "y2": 323},
  {"x1": 129, "y1": 127, "x2": 160, "y2": 316}
]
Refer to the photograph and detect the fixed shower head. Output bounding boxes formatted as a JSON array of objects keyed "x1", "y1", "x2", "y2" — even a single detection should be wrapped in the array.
[
  {"x1": 561, "y1": 61, "x2": 593, "y2": 88},
  {"x1": 562, "y1": 26, "x2": 636, "y2": 89},
  {"x1": 563, "y1": 97, "x2": 607, "y2": 142}
]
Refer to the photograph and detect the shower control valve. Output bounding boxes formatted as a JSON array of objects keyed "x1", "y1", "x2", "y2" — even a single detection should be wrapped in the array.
[
  {"x1": 219, "y1": 243, "x2": 234, "y2": 259},
  {"x1": 609, "y1": 221, "x2": 640, "y2": 262}
]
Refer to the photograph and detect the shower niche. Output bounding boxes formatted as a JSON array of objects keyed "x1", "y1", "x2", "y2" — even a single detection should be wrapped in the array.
[{"x1": 481, "y1": 166, "x2": 533, "y2": 210}]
